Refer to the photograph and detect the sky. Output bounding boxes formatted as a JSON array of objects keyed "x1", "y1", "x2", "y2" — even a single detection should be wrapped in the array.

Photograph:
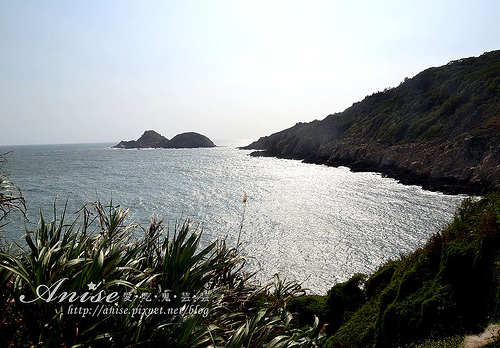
[{"x1": 1, "y1": 0, "x2": 499, "y2": 145}]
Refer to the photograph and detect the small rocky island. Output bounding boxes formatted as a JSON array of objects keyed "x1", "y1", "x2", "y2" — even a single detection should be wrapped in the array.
[{"x1": 113, "y1": 130, "x2": 216, "y2": 149}]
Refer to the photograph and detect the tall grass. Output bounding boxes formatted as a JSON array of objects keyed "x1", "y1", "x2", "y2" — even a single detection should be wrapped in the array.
[
  {"x1": 0, "y1": 152, "x2": 25, "y2": 230},
  {"x1": 0, "y1": 191, "x2": 324, "y2": 347}
]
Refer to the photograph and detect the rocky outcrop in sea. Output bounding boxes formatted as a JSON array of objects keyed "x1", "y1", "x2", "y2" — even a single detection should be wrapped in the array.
[{"x1": 114, "y1": 130, "x2": 215, "y2": 149}]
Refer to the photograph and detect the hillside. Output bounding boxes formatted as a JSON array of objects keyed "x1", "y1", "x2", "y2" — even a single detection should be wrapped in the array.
[
  {"x1": 243, "y1": 50, "x2": 500, "y2": 194},
  {"x1": 290, "y1": 193, "x2": 500, "y2": 347}
]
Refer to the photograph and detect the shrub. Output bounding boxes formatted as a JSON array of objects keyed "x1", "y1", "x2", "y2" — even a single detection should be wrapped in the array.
[{"x1": 0, "y1": 200, "x2": 325, "y2": 347}]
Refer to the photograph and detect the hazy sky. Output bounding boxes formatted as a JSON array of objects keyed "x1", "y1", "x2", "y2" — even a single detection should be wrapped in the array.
[{"x1": 1, "y1": 0, "x2": 499, "y2": 145}]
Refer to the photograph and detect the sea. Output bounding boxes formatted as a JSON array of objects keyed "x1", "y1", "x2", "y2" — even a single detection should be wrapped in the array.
[{"x1": 0, "y1": 140, "x2": 466, "y2": 294}]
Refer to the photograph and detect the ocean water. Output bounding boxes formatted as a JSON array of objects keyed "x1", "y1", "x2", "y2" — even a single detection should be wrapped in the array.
[{"x1": 0, "y1": 140, "x2": 465, "y2": 294}]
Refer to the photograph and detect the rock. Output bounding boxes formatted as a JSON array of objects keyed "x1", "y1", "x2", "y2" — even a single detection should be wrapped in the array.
[
  {"x1": 113, "y1": 131, "x2": 215, "y2": 149},
  {"x1": 164, "y1": 132, "x2": 216, "y2": 148},
  {"x1": 113, "y1": 140, "x2": 139, "y2": 149},
  {"x1": 113, "y1": 130, "x2": 168, "y2": 149}
]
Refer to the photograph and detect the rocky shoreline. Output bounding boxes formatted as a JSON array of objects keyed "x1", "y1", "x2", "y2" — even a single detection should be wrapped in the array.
[
  {"x1": 243, "y1": 51, "x2": 500, "y2": 196},
  {"x1": 245, "y1": 135, "x2": 499, "y2": 195}
]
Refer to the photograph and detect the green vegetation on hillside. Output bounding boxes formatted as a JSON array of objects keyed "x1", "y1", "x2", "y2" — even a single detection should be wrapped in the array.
[
  {"x1": 335, "y1": 50, "x2": 500, "y2": 145},
  {"x1": 291, "y1": 193, "x2": 500, "y2": 347},
  {"x1": 245, "y1": 50, "x2": 500, "y2": 194},
  {"x1": 248, "y1": 50, "x2": 500, "y2": 150}
]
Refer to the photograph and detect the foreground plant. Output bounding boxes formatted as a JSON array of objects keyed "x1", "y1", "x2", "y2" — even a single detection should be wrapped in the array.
[
  {"x1": 0, "y1": 152, "x2": 25, "y2": 230},
  {"x1": 0, "y1": 199, "x2": 322, "y2": 347}
]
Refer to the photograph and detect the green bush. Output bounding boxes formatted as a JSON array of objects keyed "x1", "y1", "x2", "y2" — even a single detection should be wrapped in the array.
[
  {"x1": 0, "y1": 191, "x2": 325, "y2": 347},
  {"x1": 301, "y1": 193, "x2": 500, "y2": 348}
]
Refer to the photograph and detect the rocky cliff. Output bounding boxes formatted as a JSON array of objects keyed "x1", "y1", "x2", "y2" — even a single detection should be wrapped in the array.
[
  {"x1": 164, "y1": 132, "x2": 215, "y2": 148},
  {"x1": 114, "y1": 130, "x2": 169, "y2": 148},
  {"x1": 243, "y1": 50, "x2": 500, "y2": 195},
  {"x1": 113, "y1": 130, "x2": 215, "y2": 149}
]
